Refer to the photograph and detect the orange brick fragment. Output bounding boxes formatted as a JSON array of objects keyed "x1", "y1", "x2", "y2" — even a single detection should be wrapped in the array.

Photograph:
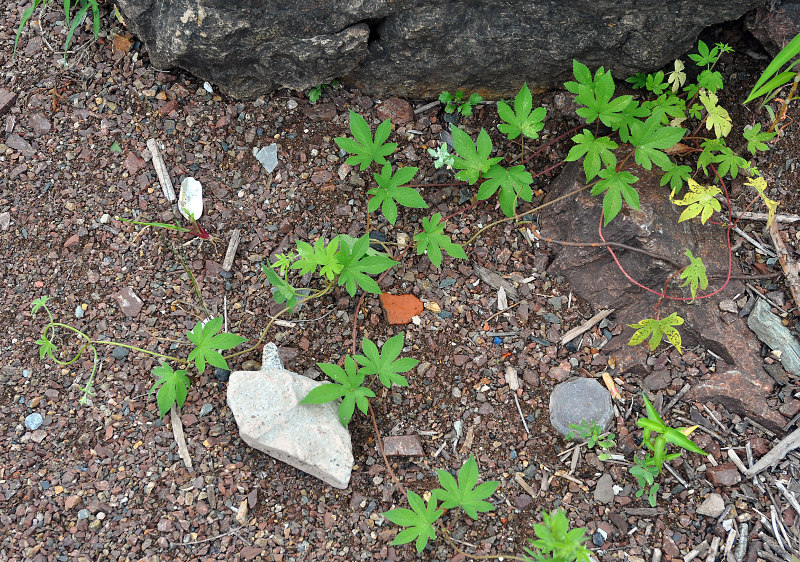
[{"x1": 379, "y1": 293, "x2": 423, "y2": 325}]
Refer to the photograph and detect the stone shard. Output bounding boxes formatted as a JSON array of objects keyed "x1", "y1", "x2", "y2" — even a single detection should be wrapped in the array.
[
  {"x1": 382, "y1": 435, "x2": 425, "y2": 456},
  {"x1": 254, "y1": 144, "x2": 278, "y2": 173},
  {"x1": 747, "y1": 298, "x2": 800, "y2": 377},
  {"x1": 539, "y1": 162, "x2": 763, "y2": 376},
  {"x1": 115, "y1": 0, "x2": 761, "y2": 100},
  {"x1": 112, "y1": 287, "x2": 143, "y2": 317},
  {"x1": 379, "y1": 293, "x2": 424, "y2": 325},
  {"x1": 549, "y1": 377, "x2": 613, "y2": 437},
  {"x1": 227, "y1": 363, "x2": 353, "y2": 489},
  {"x1": 687, "y1": 369, "x2": 784, "y2": 433}
]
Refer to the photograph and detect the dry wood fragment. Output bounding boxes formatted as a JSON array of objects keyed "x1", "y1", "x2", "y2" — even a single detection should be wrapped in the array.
[
  {"x1": 147, "y1": 138, "x2": 176, "y2": 202},
  {"x1": 768, "y1": 220, "x2": 800, "y2": 309},
  {"x1": 222, "y1": 228, "x2": 241, "y2": 271},
  {"x1": 514, "y1": 472, "x2": 537, "y2": 497},
  {"x1": 733, "y1": 210, "x2": 800, "y2": 224},
  {"x1": 744, "y1": 427, "x2": 800, "y2": 477},
  {"x1": 774, "y1": 480, "x2": 800, "y2": 517},
  {"x1": 705, "y1": 536, "x2": 720, "y2": 562},
  {"x1": 560, "y1": 309, "x2": 614, "y2": 345},
  {"x1": 170, "y1": 403, "x2": 193, "y2": 470},
  {"x1": 473, "y1": 265, "x2": 519, "y2": 301}
]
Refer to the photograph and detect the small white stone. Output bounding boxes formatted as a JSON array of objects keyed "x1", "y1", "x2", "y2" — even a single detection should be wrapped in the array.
[
  {"x1": 697, "y1": 493, "x2": 725, "y2": 517},
  {"x1": 178, "y1": 177, "x2": 203, "y2": 221}
]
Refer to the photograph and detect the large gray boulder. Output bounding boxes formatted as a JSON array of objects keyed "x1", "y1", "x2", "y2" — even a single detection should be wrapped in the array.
[{"x1": 116, "y1": 0, "x2": 761, "y2": 100}]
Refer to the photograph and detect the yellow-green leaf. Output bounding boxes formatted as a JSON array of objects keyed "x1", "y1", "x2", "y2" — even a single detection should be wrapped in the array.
[
  {"x1": 671, "y1": 178, "x2": 721, "y2": 225},
  {"x1": 699, "y1": 91, "x2": 732, "y2": 138},
  {"x1": 744, "y1": 175, "x2": 779, "y2": 228}
]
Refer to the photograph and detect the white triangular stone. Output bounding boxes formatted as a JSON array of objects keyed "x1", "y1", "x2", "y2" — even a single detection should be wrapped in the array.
[{"x1": 227, "y1": 356, "x2": 353, "y2": 489}]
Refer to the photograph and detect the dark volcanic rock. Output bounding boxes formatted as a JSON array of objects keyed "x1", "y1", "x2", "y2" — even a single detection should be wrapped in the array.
[
  {"x1": 539, "y1": 162, "x2": 761, "y2": 373},
  {"x1": 746, "y1": 1, "x2": 800, "y2": 57},
  {"x1": 116, "y1": 0, "x2": 761, "y2": 99}
]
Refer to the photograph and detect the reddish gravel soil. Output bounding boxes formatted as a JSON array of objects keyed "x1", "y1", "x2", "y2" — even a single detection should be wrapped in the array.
[{"x1": 2, "y1": 5, "x2": 800, "y2": 562}]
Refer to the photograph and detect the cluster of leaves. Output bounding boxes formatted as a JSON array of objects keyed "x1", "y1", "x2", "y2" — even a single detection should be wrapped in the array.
[
  {"x1": 744, "y1": 31, "x2": 800, "y2": 121},
  {"x1": 448, "y1": 83, "x2": 546, "y2": 218},
  {"x1": 524, "y1": 509, "x2": 593, "y2": 562},
  {"x1": 383, "y1": 456, "x2": 499, "y2": 553},
  {"x1": 439, "y1": 90, "x2": 483, "y2": 116},
  {"x1": 300, "y1": 332, "x2": 418, "y2": 426},
  {"x1": 628, "y1": 394, "x2": 707, "y2": 506},
  {"x1": 308, "y1": 80, "x2": 340, "y2": 104},
  {"x1": 566, "y1": 419, "x2": 616, "y2": 450},
  {"x1": 15, "y1": 0, "x2": 101, "y2": 59}
]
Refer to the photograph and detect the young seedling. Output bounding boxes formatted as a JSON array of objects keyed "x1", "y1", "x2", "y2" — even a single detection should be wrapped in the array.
[
  {"x1": 566, "y1": 419, "x2": 616, "y2": 450},
  {"x1": 524, "y1": 509, "x2": 592, "y2": 562},
  {"x1": 439, "y1": 90, "x2": 483, "y2": 117}
]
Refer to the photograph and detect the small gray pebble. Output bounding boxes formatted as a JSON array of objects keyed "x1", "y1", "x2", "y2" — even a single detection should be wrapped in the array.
[
  {"x1": 214, "y1": 367, "x2": 230, "y2": 382},
  {"x1": 199, "y1": 403, "x2": 214, "y2": 417},
  {"x1": 22, "y1": 369, "x2": 30, "y2": 378},
  {"x1": 75, "y1": 305, "x2": 85, "y2": 319},
  {"x1": 25, "y1": 413, "x2": 43, "y2": 431},
  {"x1": 220, "y1": 269, "x2": 233, "y2": 279},
  {"x1": 77, "y1": 509, "x2": 90, "y2": 520},
  {"x1": 452, "y1": 387, "x2": 462, "y2": 398},
  {"x1": 40, "y1": 481, "x2": 50, "y2": 490},
  {"x1": 592, "y1": 529, "x2": 607, "y2": 546},
  {"x1": 112, "y1": 346, "x2": 129, "y2": 360}
]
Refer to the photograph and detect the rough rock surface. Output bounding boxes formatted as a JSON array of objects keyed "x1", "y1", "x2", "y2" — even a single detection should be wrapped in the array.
[
  {"x1": 746, "y1": 0, "x2": 800, "y2": 57},
  {"x1": 227, "y1": 344, "x2": 354, "y2": 489},
  {"x1": 549, "y1": 377, "x2": 613, "y2": 436},
  {"x1": 116, "y1": 0, "x2": 761, "y2": 99},
  {"x1": 747, "y1": 298, "x2": 800, "y2": 376},
  {"x1": 539, "y1": 162, "x2": 760, "y2": 374}
]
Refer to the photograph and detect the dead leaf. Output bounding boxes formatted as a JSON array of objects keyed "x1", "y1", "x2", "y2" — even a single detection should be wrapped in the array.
[{"x1": 112, "y1": 33, "x2": 133, "y2": 54}]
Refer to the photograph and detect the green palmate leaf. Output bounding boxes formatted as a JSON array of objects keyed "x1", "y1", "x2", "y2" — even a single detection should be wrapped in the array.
[
  {"x1": 336, "y1": 234, "x2": 396, "y2": 296},
  {"x1": 459, "y1": 93, "x2": 483, "y2": 116},
  {"x1": 564, "y1": 130, "x2": 618, "y2": 182},
  {"x1": 477, "y1": 163, "x2": 533, "y2": 217},
  {"x1": 31, "y1": 296, "x2": 52, "y2": 315},
  {"x1": 566, "y1": 60, "x2": 632, "y2": 127},
  {"x1": 497, "y1": 84, "x2": 547, "y2": 140},
  {"x1": 671, "y1": 178, "x2": 722, "y2": 224},
  {"x1": 450, "y1": 126, "x2": 502, "y2": 184},
  {"x1": 433, "y1": 455, "x2": 499, "y2": 520},
  {"x1": 301, "y1": 356, "x2": 375, "y2": 426},
  {"x1": 645, "y1": 71, "x2": 668, "y2": 95},
  {"x1": 291, "y1": 237, "x2": 342, "y2": 280},
  {"x1": 628, "y1": 114, "x2": 686, "y2": 171},
  {"x1": 186, "y1": 316, "x2": 247, "y2": 374},
  {"x1": 35, "y1": 336, "x2": 57, "y2": 360},
  {"x1": 628, "y1": 312, "x2": 684, "y2": 353},
  {"x1": 711, "y1": 145, "x2": 748, "y2": 179},
  {"x1": 334, "y1": 110, "x2": 397, "y2": 170},
  {"x1": 697, "y1": 69, "x2": 723, "y2": 93},
  {"x1": 659, "y1": 161, "x2": 692, "y2": 194},
  {"x1": 590, "y1": 168, "x2": 640, "y2": 225},
  {"x1": 615, "y1": 100, "x2": 652, "y2": 142},
  {"x1": 688, "y1": 40, "x2": 719, "y2": 67},
  {"x1": 625, "y1": 73, "x2": 648, "y2": 89},
  {"x1": 680, "y1": 249, "x2": 709, "y2": 301},
  {"x1": 368, "y1": 163, "x2": 427, "y2": 225},
  {"x1": 149, "y1": 362, "x2": 191, "y2": 418},
  {"x1": 744, "y1": 175, "x2": 779, "y2": 228},
  {"x1": 263, "y1": 264, "x2": 300, "y2": 309},
  {"x1": 355, "y1": 332, "x2": 419, "y2": 389},
  {"x1": 525, "y1": 510, "x2": 592, "y2": 562},
  {"x1": 383, "y1": 490, "x2": 444, "y2": 553},
  {"x1": 414, "y1": 213, "x2": 468, "y2": 269},
  {"x1": 743, "y1": 123, "x2": 776, "y2": 155},
  {"x1": 696, "y1": 137, "x2": 725, "y2": 175},
  {"x1": 699, "y1": 91, "x2": 732, "y2": 138}
]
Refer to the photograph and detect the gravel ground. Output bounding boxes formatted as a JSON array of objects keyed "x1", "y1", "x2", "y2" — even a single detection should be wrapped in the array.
[{"x1": 2, "y1": 5, "x2": 800, "y2": 562}]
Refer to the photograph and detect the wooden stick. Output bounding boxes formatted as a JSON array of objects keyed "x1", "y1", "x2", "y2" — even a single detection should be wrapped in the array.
[
  {"x1": 744, "y1": 427, "x2": 800, "y2": 477},
  {"x1": 170, "y1": 403, "x2": 193, "y2": 470},
  {"x1": 560, "y1": 309, "x2": 614, "y2": 345},
  {"x1": 147, "y1": 138, "x2": 176, "y2": 203},
  {"x1": 767, "y1": 220, "x2": 800, "y2": 309},
  {"x1": 733, "y1": 211, "x2": 800, "y2": 224},
  {"x1": 222, "y1": 228, "x2": 241, "y2": 271}
]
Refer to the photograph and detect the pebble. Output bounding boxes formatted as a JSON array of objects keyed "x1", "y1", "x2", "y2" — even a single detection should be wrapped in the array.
[
  {"x1": 75, "y1": 305, "x2": 85, "y2": 319},
  {"x1": 24, "y1": 413, "x2": 43, "y2": 431},
  {"x1": 241, "y1": 360, "x2": 260, "y2": 371},
  {"x1": 77, "y1": 509, "x2": 90, "y2": 520},
  {"x1": 286, "y1": 99, "x2": 298, "y2": 110},
  {"x1": 214, "y1": 368, "x2": 230, "y2": 382},
  {"x1": 592, "y1": 528, "x2": 607, "y2": 547},
  {"x1": 594, "y1": 473, "x2": 615, "y2": 504},
  {"x1": 199, "y1": 403, "x2": 214, "y2": 417},
  {"x1": 112, "y1": 346, "x2": 129, "y2": 360},
  {"x1": 696, "y1": 493, "x2": 725, "y2": 517},
  {"x1": 705, "y1": 463, "x2": 742, "y2": 487},
  {"x1": 549, "y1": 377, "x2": 613, "y2": 436}
]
